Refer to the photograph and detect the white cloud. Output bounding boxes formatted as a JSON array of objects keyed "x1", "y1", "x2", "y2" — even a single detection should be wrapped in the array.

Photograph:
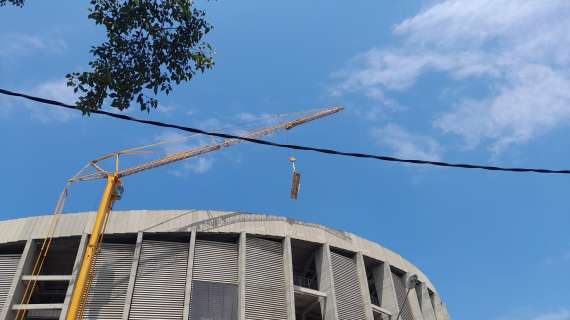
[
  {"x1": 1, "y1": 79, "x2": 77, "y2": 123},
  {"x1": 335, "y1": 0, "x2": 570, "y2": 153},
  {"x1": 543, "y1": 248, "x2": 570, "y2": 266},
  {"x1": 498, "y1": 310, "x2": 570, "y2": 320},
  {"x1": 436, "y1": 64, "x2": 570, "y2": 153},
  {"x1": 0, "y1": 33, "x2": 66, "y2": 57},
  {"x1": 0, "y1": 95, "x2": 14, "y2": 118},
  {"x1": 151, "y1": 111, "x2": 284, "y2": 176},
  {"x1": 496, "y1": 309, "x2": 570, "y2": 320},
  {"x1": 153, "y1": 131, "x2": 215, "y2": 176},
  {"x1": 157, "y1": 103, "x2": 178, "y2": 115},
  {"x1": 533, "y1": 310, "x2": 570, "y2": 320},
  {"x1": 371, "y1": 124, "x2": 443, "y2": 161},
  {"x1": 170, "y1": 157, "x2": 214, "y2": 176},
  {"x1": 394, "y1": 1, "x2": 568, "y2": 51},
  {"x1": 28, "y1": 79, "x2": 77, "y2": 123},
  {"x1": 236, "y1": 112, "x2": 278, "y2": 124}
]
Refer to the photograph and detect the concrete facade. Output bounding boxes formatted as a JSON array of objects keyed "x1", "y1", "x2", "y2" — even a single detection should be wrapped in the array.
[{"x1": 0, "y1": 210, "x2": 450, "y2": 320}]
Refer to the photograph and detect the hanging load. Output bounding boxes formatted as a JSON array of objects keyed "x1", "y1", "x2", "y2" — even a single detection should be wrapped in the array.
[{"x1": 289, "y1": 156, "x2": 301, "y2": 200}]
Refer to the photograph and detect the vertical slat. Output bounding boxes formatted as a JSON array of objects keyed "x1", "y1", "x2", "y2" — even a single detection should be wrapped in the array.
[
  {"x1": 83, "y1": 242, "x2": 135, "y2": 320},
  {"x1": 60, "y1": 234, "x2": 89, "y2": 320},
  {"x1": 330, "y1": 251, "x2": 367, "y2": 320},
  {"x1": 432, "y1": 293, "x2": 445, "y2": 320},
  {"x1": 238, "y1": 232, "x2": 246, "y2": 320},
  {"x1": 283, "y1": 237, "x2": 295, "y2": 320},
  {"x1": 128, "y1": 240, "x2": 189, "y2": 320},
  {"x1": 355, "y1": 253, "x2": 374, "y2": 320},
  {"x1": 418, "y1": 284, "x2": 436, "y2": 320},
  {"x1": 443, "y1": 303, "x2": 451, "y2": 320},
  {"x1": 0, "y1": 254, "x2": 21, "y2": 312},
  {"x1": 316, "y1": 244, "x2": 338, "y2": 320},
  {"x1": 183, "y1": 230, "x2": 196, "y2": 320},
  {"x1": 373, "y1": 263, "x2": 399, "y2": 317},
  {"x1": 244, "y1": 237, "x2": 287, "y2": 320}
]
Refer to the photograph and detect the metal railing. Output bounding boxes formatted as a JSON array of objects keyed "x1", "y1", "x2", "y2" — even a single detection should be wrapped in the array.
[
  {"x1": 293, "y1": 275, "x2": 319, "y2": 290},
  {"x1": 370, "y1": 293, "x2": 380, "y2": 306}
]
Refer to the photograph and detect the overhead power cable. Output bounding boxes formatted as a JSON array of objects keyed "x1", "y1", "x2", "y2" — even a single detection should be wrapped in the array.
[{"x1": 2, "y1": 87, "x2": 570, "y2": 175}]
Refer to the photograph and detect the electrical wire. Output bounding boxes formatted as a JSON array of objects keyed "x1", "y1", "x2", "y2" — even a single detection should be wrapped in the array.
[{"x1": 3, "y1": 87, "x2": 570, "y2": 175}]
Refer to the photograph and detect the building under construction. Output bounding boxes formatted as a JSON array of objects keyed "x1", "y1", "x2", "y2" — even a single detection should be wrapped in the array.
[{"x1": 0, "y1": 210, "x2": 450, "y2": 320}]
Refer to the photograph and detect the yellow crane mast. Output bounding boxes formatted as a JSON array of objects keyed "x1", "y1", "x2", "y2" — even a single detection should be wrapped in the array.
[{"x1": 54, "y1": 107, "x2": 342, "y2": 320}]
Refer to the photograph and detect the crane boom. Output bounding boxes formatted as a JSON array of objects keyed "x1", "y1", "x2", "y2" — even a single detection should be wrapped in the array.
[
  {"x1": 65, "y1": 106, "x2": 343, "y2": 320},
  {"x1": 72, "y1": 106, "x2": 343, "y2": 182},
  {"x1": 120, "y1": 106, "x2": 342, "y2": 177}
]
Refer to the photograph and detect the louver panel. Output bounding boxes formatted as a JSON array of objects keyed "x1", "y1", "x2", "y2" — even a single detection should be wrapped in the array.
[
  {"x1": 190, "y1": 281, "x2": 238, "y2": 320},
  {"x1": 244, "y1": 237, "x2": 287, "y2": 320},
  {"x1": 392, "y1": 271, "x2": 414, "y2": 320},
  {"x1": 192, "y1": 240, "x2": 238, "y2": 284},
  {"x1": 330, "y1": 251, "x2": 367, "y2": 320},
  {"x1": 83, "y1": 243, "x2": 135, "y2": 320},
  {"x1": 129, "y1": 240, "x2": 189, "y2": 320},
  {"x1": 189, "y1": 239, "x2": 239, "y2": 320},
  {"x1": 0, "y1": 254, "x2": 20, "y2": 311}
]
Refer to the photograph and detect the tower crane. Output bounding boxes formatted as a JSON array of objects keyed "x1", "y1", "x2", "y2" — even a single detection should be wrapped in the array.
[{"x1": 15, "y1": 106, "x2": 343, "y2": 320}]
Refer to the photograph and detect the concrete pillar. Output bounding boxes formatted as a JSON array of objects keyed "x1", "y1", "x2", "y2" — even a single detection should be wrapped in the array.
[
  {"x1": 283, "y1": 237, "x2": 296, "y2": 320},
  {"x1": 442, "y1": 302, "x2": 450, "y2": 320},
  {"x1": 356, "y1": 253, "x2": 374, "y2": 320},
  {"x1": 121, "y1": 231, "x2": 143, "y2": 320},
  {"x1": 431, "y1": 293, "x2": 444, "y2": 320},
  {"x1": 59, "y1": 234, "x2": 88, "y2": 320},
  {"x1": 417, "y1": 284, "x2": 436, "y2": 320},
  {"x1": 238, "y1": 232, "x2": 247, "y2": 320},
  {"x1": 182, "y1": 228, "x2": 197, "y2": 320},
  {"x1": 433, "y1": 293, "x2": 448, "y2": 320},
  {"x1": 405, "y1": 273, "x2": 424, "y2": 320},
  {"x1": 373, "y1": 263, "x2": 399, "y2": 318},
  {"x1": 315, "y1": 243, "x2": 338, "y2": 320},
  {"x1": 1, "y1": 239, "x2": 34, "y2": 320}
]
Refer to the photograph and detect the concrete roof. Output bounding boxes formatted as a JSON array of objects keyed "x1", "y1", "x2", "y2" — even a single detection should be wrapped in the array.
[{"x1": 0, "y1": 210, "x2": 436, "y2": 291}]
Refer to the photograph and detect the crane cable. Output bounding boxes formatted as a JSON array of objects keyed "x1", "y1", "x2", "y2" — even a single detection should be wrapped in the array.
[
  {"x1": 13, "y1": 162, "x2": 96, "y2": 319},
  {"x1": 15, "y1": 186, "x2": 68, "y2": 320},
  {"x1": 3, "y1": 87, "x2": 570, "y2": 175}
]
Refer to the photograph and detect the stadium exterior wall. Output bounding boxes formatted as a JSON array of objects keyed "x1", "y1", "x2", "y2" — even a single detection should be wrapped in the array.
[{"x1": 0, "y1": 210, "x2": 450, "y2": 320}]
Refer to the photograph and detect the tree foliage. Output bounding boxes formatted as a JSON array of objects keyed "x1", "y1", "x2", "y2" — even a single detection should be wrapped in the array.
[
  {"x1": 0, "y1": 0, "x2": 25, "y2": 6},
  {"x1": 1, "y1": 0, "x2": 214, "y2": 113}
]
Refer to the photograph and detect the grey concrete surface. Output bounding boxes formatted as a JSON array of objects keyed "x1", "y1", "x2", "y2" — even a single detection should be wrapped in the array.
[
  {"x1": 0, "y1": 210, "x2": 435, "y2": 290},
  {"x1": 59, "y1": 233, "x2": 87, "y2": 320},
  {"x1": 316, "y1": 244, "x2": 338, "y2": 320},
  {"x1": 1, "y1": 240, "x2": 32, "y2": 320},
  {"x1": 121, "y1": 231, "x2": 143, "y2": 320},
  {"x1": 0, "y1": 210, "x2": 450, "y2": 320},
  {"x1": 418, "y1": 284, "x2": 436, "y2": 320},
  {"x1": 238, "y1": 232, "x2": 246, "y2": 320},
  {"x1": 182, "y1": 229, "x2": 196, "y2": 320},
  {"x1": 283, "y1": 237, "x2": 296, "y2": 320},
  {"x1": 356, "y1": 252, "x2": 374, "y2": 320}
]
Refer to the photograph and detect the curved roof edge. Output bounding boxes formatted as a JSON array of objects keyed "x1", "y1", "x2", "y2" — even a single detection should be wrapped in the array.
[{"x1": 0, "y1": 209, "x2": 436, "y2": 291}]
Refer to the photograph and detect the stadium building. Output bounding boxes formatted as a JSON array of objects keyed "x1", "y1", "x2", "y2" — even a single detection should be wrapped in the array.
[{"x1": 0, "y1": 210, "x2": 450, "y2": 320}]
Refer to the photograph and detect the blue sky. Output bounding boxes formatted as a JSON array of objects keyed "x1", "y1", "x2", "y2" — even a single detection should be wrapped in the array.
[{"x1": 1, "y1": 1, "x2": 570, "y2": 319}]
